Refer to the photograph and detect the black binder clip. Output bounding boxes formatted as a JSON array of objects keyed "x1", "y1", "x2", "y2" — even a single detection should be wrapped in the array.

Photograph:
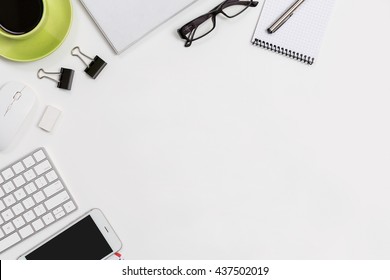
[
  {"x1": 71, "y1": 47, "x2": 107, "y2": 79},
  {"x1": 37, "y1": 68, "x2": 75, "y2": 91}
]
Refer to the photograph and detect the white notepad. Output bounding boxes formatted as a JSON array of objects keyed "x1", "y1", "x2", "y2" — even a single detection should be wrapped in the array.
[
  {"x1": 252, "y1": 0, "x2": 335, "y2": 64},
  {"x1": 80, "y1": 0, "x2": 197, "y2": 54}
]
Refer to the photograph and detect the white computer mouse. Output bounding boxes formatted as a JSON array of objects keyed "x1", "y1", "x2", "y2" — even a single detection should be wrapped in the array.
[{"x1": 0, "y1": 82, "x2": 37, "y2": 151}]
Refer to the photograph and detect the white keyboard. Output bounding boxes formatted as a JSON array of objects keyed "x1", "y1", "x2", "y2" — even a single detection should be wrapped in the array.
[{"x1": 0, "y1": 148, "x2": 77, "y2": 253}]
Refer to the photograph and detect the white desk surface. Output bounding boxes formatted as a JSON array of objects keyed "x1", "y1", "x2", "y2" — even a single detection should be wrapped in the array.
[{"x1": 1, "y1": 0, "x2": 390, "y2": 260}]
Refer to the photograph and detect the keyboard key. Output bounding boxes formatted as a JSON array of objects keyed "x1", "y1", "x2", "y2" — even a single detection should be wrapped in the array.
[
  {"x1": 63, "y1": 201, "x2": 76, "y2": 213},
  {"x1": 2, "y1": 209, "x2": 14, "y2": 222},
  {"x1": 0, "y1": 229, "x2": 3, "y2": 239},
  {"x1": 45, "y1": 191, "x2": 70, "y2": 210},
  {"x1": 42, "y1": 213, "x2": 55, "y2": 225},
  {"x1": 4, "y1": 194, "x2": 16, "y2": 207},
  {"x1": 13, "y1": 175, "x2": 26, "y2": 188},
  {"x1": 35, "y1": 176, "x2": 48, "y2": 189},
  {"x1": 23, "y1": 156, "x2": 35, "y2": 168},
  {"x1": 34, "y1": 204, "x2": 46, "y2": 217},
  {"x1": 45, "y1": 170, "x2": 58, "y2": 183},
  {"x1": 12, "y1": 162, "x2": 25, "y2": 175},
  {"x1": 54, "y1": 210, "x2": 65, "y2": 219},
  {"x1": 0, "y1": 188, "x2": 4, "y2": 198},
  {"x1": 3, "y1": 182, "x2": 15, "y2": 194},
  {"x1": 2, "y1": 222, "x2": 15, "y2": 235},
  {"x1": 53, "y1": 207, "x2": 66, "y2": 219},
  {"x1": 22, "y1": 197, "x2": 35, "y2": 210},
  {"x1": 0, "y1": 232, "x2": 21, "y2": 253},
  {"x1": 33, "y1": 191, "x2": 45, "y2": 203},
  {"x1": 32, "y1": 219, "x2": 44, "y2": 231},
  {"x1": 24, "y1": 169, "x2": 37, "y2": 182},
  {"x1": 12, "y1": 216, "x2": 25, "y2": 229},
  {"x1": 0, "y1": 175, "x2": 3, "y2": 184},
  {"x1": 53, "y1": 207, "x2": 64, "y2": 216},
  {"x1": 14, "y1": 188, "x2": 27, "y2": 201},
  {"x1": 33, "y1": 150, "x2": 46, "y2": 163},
  {"x1": 23, "y1": 210, "x2": 36, "y2": 223},
  {"x1": 0, "y1": 216, "x2": 4, "y2": 225},
  {"x1": 2, "y1": 168, "x2": 14, "y2": 181},
  {"x1": 19, "y1": 225, "x2": 34, "y2": 239},
  {"x1": 12, "y1": 203, "x2": 24, "y2": 216},
  {"x1": 44, "y1": 181, "x2": 64, "y2": 198},
  {"x1": 34, "y1": 160, "x2": 52, "y2": 176},
  {"x1": 0, "y1": 201, "x2": 5, "y2": 212},
  {"x1": 24, "y1": 183, "x2": 37, "y2": 195}
]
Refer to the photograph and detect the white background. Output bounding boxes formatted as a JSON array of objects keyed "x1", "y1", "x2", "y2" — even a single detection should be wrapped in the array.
[
  {"x1": 1, "y1": 0, "x2": 390, "y2": 260},
  {"x1": 4, "y1": 260, "x2": 390, "y2": 280}
]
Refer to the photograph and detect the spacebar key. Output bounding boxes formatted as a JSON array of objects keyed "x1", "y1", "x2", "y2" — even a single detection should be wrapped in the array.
[
  {"x1": 45, "y1": 191, "x2": 70, "y2": 210},
  {"x1": 0, "y1": 232, "x2": 21, "y2": 253}
]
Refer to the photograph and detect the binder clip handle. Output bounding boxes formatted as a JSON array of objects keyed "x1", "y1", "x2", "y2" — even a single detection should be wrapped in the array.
[
  {"x1": 38, "y1": 68, "x2": 60, "y2": 83},
  {"x1": 37, "y1": 68, "x2": 74, "y2": 91},
  {"x1": 71, "y1": 46, "x2": 107, "y2": 79},
  {"x1": 71, "y1": 47, "x2": 93, "y2": 67}
]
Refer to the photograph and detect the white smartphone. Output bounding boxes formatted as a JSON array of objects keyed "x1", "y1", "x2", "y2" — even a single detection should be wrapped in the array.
[{"x1": 18, "y1": 209, "x2": 122, "y2": 260}]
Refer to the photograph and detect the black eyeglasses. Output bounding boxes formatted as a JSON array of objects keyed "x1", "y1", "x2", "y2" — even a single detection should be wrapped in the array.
[{"x1": 178, "y1": 0, "x2": 259, "y2": 47}]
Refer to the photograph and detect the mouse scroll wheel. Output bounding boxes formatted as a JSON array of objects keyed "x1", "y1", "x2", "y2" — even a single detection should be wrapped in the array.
[{"x1": 13, "y1": 91, "x2": 22, "y2": 100}]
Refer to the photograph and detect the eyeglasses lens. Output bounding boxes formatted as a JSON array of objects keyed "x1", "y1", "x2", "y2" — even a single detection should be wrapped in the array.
[
  {"x1": 191, "y1": 18, "x2": 215, "y2": 40},
  {"x1": 222, "y1": 2, "x2": 250, "y2": 17}
]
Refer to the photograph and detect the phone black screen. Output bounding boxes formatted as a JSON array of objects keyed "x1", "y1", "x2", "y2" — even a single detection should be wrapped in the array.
[{"x1": 25, "y1": 215, "x2": 113, "y2": 260}]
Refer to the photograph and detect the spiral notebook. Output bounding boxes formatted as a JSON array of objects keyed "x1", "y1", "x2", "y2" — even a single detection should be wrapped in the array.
[{"x1": 252, "y1": 0, "x2": 335, "y2": 65}]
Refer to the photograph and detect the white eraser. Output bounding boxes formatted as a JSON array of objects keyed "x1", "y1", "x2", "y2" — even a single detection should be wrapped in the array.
[{"x1": 39, "y1": 106, "x2": 62, "y2": 132}]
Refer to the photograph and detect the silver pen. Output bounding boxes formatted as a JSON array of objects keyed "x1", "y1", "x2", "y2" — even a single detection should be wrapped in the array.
[{"x1": 267, "y1": 0, "x2": 306, "y2": 34}]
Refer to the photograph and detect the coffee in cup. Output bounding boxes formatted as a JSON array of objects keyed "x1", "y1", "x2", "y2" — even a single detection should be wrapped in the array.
[{"x1": 0, "y1": 0, "x2": 44, "y2": 36}]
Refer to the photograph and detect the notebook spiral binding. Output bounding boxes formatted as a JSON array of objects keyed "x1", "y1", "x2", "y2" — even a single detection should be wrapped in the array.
[{"x1": 252, "y1": 38, "x2": 314, "y2": 65}]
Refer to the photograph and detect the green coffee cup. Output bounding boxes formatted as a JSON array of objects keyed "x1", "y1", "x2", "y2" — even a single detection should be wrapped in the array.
[{"x1": 0, "y1": 0, "x2": 48, "y2": 40}]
